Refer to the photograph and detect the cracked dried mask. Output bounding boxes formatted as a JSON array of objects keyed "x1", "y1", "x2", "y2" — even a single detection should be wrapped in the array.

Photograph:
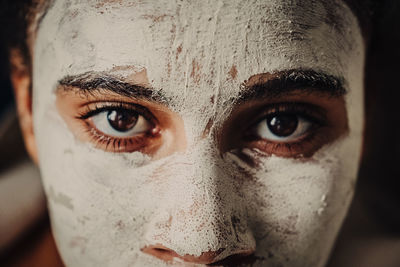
[{"x1": 31, "y1": 0, "x2": 364, "y2": 266}]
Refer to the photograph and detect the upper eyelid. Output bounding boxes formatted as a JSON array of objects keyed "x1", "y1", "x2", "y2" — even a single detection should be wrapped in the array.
[
  {"x1": 76, "y1": 102, "x2": 158, "y2": 124},
  {"x1": 247, "y1": 103, "x2": 327, "y2": 128}
]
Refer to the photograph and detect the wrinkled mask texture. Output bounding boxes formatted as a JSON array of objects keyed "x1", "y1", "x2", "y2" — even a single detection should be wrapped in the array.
[{"x1": 31, "y1": 0, "x2": 364, "y2": 266}]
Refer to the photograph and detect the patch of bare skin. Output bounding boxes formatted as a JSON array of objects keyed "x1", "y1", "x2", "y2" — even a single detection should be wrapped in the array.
[
  {"x1": 201, "y1": 118, "x2": 214, "y2": 139},
  {"x1": 243, "y1": 72, "x2": 277, "y2": 87},
  {"x1": 228, "y1": 65, "x2": 238, "y2": 80},
  {"x1": 108, "y1": 65, "x2": 151, "y2": 86},
  {"x1": 126, "y1": 69, "x2": 150, "y2": 86},
  {"x1": 190, "y1": 59, "x2": 202, "y2": 84},
  {"x1": 176, "y1": 45, "x2": 183, "y2": 60},
  {"x1": 69, "y1": 236, "x2": 88, "y2": 255}
]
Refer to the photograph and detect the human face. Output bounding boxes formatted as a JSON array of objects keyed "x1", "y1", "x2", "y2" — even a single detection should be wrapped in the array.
[{"x1": 31, "y1": 0, "x2": 364, "y2": 266}]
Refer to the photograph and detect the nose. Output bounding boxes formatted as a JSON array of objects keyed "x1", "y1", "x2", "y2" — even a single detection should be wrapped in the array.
[
  {"x1": 141, "y1": 140, "x2": 256, "y2": 265},
  {"x1": 141, "y1": 244, "x2": 255, "y2": 265}
]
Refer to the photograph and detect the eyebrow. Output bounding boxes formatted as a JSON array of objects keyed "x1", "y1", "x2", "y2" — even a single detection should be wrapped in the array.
[
  {"x1": 57, "y1": 69, "x2": 346, "y2": 106},
  {"x1": 237, "y1": 69, "x2": 347, "y2": 103},
  {"x1": 57, "y1": 72, "x2": 170, "y2": 104}
]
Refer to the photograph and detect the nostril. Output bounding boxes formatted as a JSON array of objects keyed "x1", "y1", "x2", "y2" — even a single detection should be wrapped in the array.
[
  {"x1": 181, "y1": 248, "x2": 225, "y2": 264},
  {"x1": 154, "y1": 247, "x2": 168, "y2": 253},
  {"x1": 142, "y1": 244, "x2": 255, "y2": 265},
  {"x1": 141, "y1": 244, "x2": 181, "y2": 263},
  {"x1": 142, "y1": 244, "x2": 224, "y2": 264},
  {"x1": 141, "y1": 244, "x2": 225, "y2": 264}
]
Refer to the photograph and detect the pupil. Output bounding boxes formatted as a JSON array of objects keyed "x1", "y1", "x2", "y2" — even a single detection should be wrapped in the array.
[
  {"x1": 267, "y1": 114, "x2": 298, "y2": 137},
  {"x1": 107, "y1": 110, "x2": 138, "y2": 132}
]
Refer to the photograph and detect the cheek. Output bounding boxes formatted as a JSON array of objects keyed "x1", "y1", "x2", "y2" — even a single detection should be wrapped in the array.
[
  {"x1": 33, "y1": 102, "x2": 162, "y2": 264},
  {"x1": 236, "y1": 136, "x2": 359, "y2": 265}
]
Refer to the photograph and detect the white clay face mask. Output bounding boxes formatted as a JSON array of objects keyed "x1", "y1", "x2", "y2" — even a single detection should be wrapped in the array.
[{"x1": 32, "y1": 0, "x2": 364, "y2": 266}]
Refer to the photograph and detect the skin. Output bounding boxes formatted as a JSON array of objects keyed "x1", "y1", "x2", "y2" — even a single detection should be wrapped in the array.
[{"x1": 13, "y1": 0, "x2": 365, "y2": 266}]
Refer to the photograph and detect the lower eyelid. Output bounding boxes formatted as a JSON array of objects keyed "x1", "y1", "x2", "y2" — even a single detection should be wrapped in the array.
[
  {"x1": 76, "y1": 116, "x2": 154, "y2": 153},
  {"x1": 245, "y1": 134, "x2": 316, "y2": 158},
  {"x1": 85, "y1": 127, "x2": 153, "y2": 152}
]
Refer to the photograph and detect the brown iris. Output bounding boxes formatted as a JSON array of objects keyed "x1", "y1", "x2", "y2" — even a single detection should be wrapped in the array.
[
  {"x1": 267, "y1": 114, "x2": 298, "y2": 137},
  {"x1": 107, "y1": 110, "x2": 138, "y2": 132}
]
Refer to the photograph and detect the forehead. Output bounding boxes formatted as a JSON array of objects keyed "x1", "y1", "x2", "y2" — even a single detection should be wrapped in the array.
[{"x1": 34, "y1": 0, "x2": 361, "y2": 106}]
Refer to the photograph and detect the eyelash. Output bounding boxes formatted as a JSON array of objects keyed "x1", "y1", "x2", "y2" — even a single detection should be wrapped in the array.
[
  {"x1": 77, "y1": 102, "x2": 157, "y2": 152},
  {"x1": 255, "y1": 102, "x2": 325, "y2": 124},
  {"x1": 76, "y1": 102, "x2": 154, "y2": 121},
  {"x1": 85, "y1": 127, "x2": 149, "y2": 152}
]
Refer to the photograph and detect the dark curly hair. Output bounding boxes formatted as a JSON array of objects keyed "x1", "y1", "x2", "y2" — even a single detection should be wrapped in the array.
[{"x1": 0, "y1": 0, "x2": 52, "y2": 69}]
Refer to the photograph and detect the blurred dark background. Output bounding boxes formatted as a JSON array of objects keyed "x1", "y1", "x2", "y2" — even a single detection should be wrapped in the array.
[
  {"x1": 0, "y1": 32, "x2": 13, "y2": 118},
  {"x1": 359, "y1": 0, "x2": 400, "y2": 233}
]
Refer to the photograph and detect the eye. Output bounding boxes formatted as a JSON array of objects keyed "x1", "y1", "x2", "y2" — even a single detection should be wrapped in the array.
[
  {"x1": 255, "y1": 113, "x2": 313, "y2": 142},
  {"x1": 231, "y1": 103, "x2": 334, "y2": 158},
  {"x1": 74, "y1": 102, "x2": 161, "y2": 153},
  {"x1": 91, "y1": 109, "x2": 152, "y2": 137}
]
